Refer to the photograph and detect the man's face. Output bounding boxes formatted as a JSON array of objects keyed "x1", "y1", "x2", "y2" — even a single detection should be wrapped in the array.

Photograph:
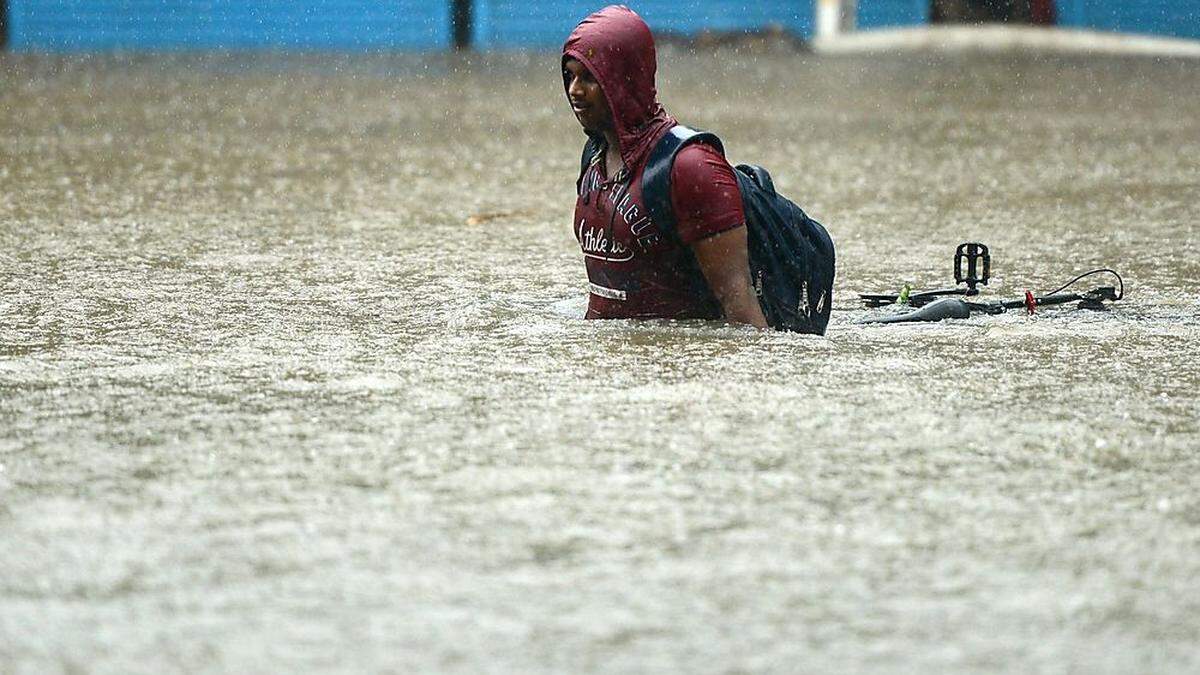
[{"x1": 563, "y1": 58, "x2": 613, "y2": 134}]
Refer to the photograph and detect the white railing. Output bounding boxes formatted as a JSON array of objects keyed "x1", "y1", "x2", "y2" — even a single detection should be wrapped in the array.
[{"x1": 816, "y1": 0, "x2": 857, "y2": 39}]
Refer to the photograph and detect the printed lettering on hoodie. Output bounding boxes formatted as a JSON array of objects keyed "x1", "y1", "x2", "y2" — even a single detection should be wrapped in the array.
[{"x1": 575, "y1": 164, "x2": 662, "y2": 262}]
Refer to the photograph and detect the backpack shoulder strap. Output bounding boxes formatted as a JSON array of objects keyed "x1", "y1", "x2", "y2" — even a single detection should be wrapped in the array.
[
  {"x1": 641, "y1": 125, "x2": 725, "y2": 241},
  {"x1": 576, "y1": 135, "x2": 604, "y2": 194}
]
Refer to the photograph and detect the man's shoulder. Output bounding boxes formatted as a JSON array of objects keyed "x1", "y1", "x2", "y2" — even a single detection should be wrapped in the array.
[
  {"x1": 668, "y1": 140, "x2": 735, "y2": 188},
  {"x1": 675, "y1": 140, "x2": 725, "y2": 160}
]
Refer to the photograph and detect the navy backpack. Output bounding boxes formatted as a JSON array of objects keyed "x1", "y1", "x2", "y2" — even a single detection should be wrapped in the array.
[{"x1": 580, "y1": 126, "x2": 834, "y2": 334}]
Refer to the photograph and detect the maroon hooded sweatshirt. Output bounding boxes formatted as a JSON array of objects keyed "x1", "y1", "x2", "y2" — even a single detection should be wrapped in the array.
[{"x1": 563, "y1": 5, "x2": 745, "y2": 321}]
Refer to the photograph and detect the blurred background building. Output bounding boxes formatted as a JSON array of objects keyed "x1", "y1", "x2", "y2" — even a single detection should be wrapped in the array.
[{"x1": 0, "y1": 0, "x2": 1197, "y2": 51}]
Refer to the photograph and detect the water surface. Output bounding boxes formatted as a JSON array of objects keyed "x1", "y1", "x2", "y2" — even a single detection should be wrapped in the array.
[{"x1": 2, "y1": 50, "x2": 1199, "y2": 673}]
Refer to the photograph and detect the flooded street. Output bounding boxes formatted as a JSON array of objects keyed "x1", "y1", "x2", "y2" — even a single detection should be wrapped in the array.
[{"x1": 2, "y1": 50, "x2": 1199, "y2": 672}]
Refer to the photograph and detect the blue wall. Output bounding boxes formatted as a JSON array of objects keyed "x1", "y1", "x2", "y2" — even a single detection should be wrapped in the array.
[
  {"x1": 859, "y1": 0, "x2": 932, "y2": 31},
  {"x1": 1059, "y1": 0, "x2": 1200, "y2": 40},
  {"x1": 475, "y1": 0, "x2": 811, "y2": 49},
  {"x1": 8, "y1": 0, "x2": 451, "y2": 51},
  {"x1": 474, "y1": 1, "x2": 929, "y2": 49},
  {"x1": 7, "y1": 0, "x2": 930, "y2": 52},
  {"x1": 6, "y1": 1, "x2": 1198, "y2": 52}
]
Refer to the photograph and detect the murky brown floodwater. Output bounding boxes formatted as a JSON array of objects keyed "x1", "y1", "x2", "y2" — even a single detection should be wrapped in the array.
[{"x1": 2, "y1": 49, "x2": 1199, "y2": 673}]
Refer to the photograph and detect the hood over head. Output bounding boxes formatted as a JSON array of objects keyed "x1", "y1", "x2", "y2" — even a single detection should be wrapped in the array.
[{"x1": 562, "y1": 5, "x2": 677, "y2": 172}]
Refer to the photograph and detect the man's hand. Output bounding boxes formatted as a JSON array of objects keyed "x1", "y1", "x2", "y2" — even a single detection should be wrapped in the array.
[{"x1": 690, "y1": 226, "x2": 769, "y2": 329}]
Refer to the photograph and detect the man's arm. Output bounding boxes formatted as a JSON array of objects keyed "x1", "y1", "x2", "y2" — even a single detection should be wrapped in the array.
[
  {"x1": 668, "y1": 143, "x2": 767, "y2": 329},
  {"x1": 691, "y1": 226, "x2": 768, "y2": 329}
]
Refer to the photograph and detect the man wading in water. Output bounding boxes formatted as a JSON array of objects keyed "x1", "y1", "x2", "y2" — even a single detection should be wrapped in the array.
[{"x1": 563, "y1": 5, "x2": 769, "y2": 329}]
